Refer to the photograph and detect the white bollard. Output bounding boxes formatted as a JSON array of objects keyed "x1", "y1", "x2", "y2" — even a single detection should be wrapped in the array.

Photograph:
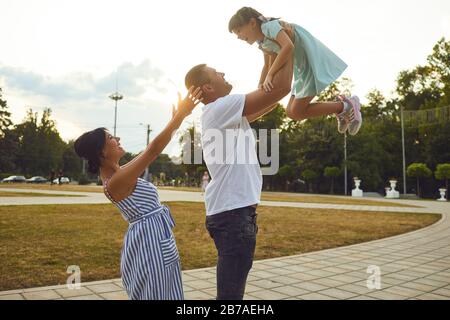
[
  {"x1": 437, "y1": 188, "x2": 447, "y2": 201},
  {"x1": 352, "y1": 178, "x2": 363, "y2": 197},
  {"x1": 385, "y1": 180, "x2": 400, "y2": 199}
]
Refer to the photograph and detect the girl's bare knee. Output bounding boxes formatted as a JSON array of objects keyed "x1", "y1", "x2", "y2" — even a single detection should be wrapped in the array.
[{"x1": 287, "y1": 105, "x2": 306, "y2": 120}]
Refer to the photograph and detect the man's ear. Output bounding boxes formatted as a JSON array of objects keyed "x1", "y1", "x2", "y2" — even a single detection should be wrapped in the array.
[{"x1": 202, "y1": 84, "x2": 213, "y2": 93}]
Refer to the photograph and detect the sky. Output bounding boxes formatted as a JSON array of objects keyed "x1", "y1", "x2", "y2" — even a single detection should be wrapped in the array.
[{"x1": 0, "y1": 0, "x2": 449, "y2": 156}]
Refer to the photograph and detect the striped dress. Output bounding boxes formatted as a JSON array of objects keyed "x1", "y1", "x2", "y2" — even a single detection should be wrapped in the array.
[{"x1": 103, "y1": 177, "x2": 184, "y2": 300}]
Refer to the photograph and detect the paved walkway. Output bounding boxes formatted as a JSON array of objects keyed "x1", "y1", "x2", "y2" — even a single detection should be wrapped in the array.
[{"x1": 0, "y1": 189, "x2": 449, "y2": 300}]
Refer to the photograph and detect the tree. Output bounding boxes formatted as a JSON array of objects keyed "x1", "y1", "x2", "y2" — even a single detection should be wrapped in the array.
[
  {"x1": 407, "y1": 163, "x2": 432, "y2": 197},
  {"x1": 317, "y1": 77, "x2": 354, "y2": 102},
  {"x1": 301, "y1": 169, "x2": 319, "y2": 193},
  {"x1": 14, "y1": 108, "x2": 66, "y2": 176},
  {"x1": 435, "y1": 164, "x2": 450, "y2": 200},
  {"x1": 178, "y1": 124, "x2": 205, "y2": 186},
  {"x1": 0, "y1": 88, "x2": 12, "y2": 136},
  {"x1": 62, "y1": 140, "x2": 83, "y2": 180},
  {"x1": 278, "y1": 164, "x2": 295, "y2": 191},
  {"x1": 0, "y1": 88, "x2": 18, "y2": 173},
  {"x1": 324, "y1": 166, "x2": 340, "y2": 194}
]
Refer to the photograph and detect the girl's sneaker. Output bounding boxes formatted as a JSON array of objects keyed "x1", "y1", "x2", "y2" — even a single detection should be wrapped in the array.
[
  {"x1": 336, "y1": 95, "x2": 362, "y2": 136},
  {"x1": 346, "y1": 96, "x2": 362, "y2": 136},
  {"x1": 335, "y1": 96, "x2": 353, "y2": 134}
]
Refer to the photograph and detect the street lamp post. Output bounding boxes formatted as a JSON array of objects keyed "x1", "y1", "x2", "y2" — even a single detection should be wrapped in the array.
[
  {"x1": 109, "y1": 91, "x2": 123, "y2": 137},
  {"x1": 344, "y1": 132, "x2": 348, "y2": 196},
  {"x1": 140, "y1": 123, "x2": 152, "y2": 181},
  {"x1": 400, "y1": 105, "x2": 407, "y2": 195}
]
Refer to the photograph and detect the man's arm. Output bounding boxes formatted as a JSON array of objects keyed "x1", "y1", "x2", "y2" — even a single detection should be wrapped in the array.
[
  {"x1": 243, "y1": 52, "x2": 293, "y2": 119},
  {"x1": 246, "y1": 102, "x2": 279, "y2": 123}
]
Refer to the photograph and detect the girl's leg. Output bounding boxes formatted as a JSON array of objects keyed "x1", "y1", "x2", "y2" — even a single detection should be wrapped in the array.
[{"x1": 286, "y1": 96, "x2": 344, "y2": 121}]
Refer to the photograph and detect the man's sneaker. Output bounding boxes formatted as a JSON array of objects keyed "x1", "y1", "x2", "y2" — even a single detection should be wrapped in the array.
[{"x1": 335, "y1": 95, "x2": 353, "y2": 134}]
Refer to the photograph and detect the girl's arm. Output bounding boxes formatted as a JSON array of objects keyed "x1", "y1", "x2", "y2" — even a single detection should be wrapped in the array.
[
  {"x1": 107, "y1": 87, "x2": 202, "y2": 201},
  {"x1": 258, "y1": 52, "x2": 271, "y2": 89},
  {"x1": 262, "y1": 30, "x2": 294, "y2": 92}
]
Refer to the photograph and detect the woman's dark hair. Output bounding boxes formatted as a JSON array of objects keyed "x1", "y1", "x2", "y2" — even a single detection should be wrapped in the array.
[
  {"x1": 74, "y1": 127, "x2": 107, "y2": 174},
  {"x1": 228, "y1": 7, "x2": 278, "y2": 33}
]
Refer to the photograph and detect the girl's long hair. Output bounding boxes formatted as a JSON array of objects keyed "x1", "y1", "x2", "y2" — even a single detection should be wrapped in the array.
[{"x1": 228, "y1": 7, "x2": 278, "y2": 33}]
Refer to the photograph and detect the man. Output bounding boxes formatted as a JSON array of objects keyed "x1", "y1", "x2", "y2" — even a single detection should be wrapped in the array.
[{"x1": 184, "y1": 56, "x2": 293, "y2": 300}]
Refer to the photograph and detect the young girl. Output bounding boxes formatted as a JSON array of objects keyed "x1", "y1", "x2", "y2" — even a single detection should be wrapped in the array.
[{"x1": 228, "y1": 7, "x2": 362, "y2": 135}]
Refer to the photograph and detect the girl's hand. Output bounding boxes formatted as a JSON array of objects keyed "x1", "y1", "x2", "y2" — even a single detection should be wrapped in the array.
[
  {"x1": 262, "y1": 74, "x2": 274, "y2": 92},
  {"x1": 172, "y1": 86, "x2": 203, "y2": 119}
]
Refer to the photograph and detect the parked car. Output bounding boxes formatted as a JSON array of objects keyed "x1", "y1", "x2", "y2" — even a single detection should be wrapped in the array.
[
  {"x1": 26, "y1": 176, "x2": 48, "y2": 184},
  {"x1": 1, "y1": 175, "x2": 27, "y2": 183},
  {"x1": 53, "y1": 177, "x2": 70, "y2": 184}
]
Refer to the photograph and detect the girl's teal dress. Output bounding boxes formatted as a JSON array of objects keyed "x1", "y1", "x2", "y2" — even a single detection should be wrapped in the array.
[{"x1": 258, "y1": 20, "x2": 347, "y2": 99}]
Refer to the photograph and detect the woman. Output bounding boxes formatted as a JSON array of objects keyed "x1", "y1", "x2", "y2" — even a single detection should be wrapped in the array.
[
  {"x1": 201, "y1": 171, "x2": 210, "y2": 195},
  {"x1": 74, "y1": 87, "x2": 202, "y2": 300}
]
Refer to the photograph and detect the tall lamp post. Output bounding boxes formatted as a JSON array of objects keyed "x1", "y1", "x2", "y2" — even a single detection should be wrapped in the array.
[
  {"x1": 344, "y1": 132, "x2": 348, "y2": 196},
  {"x1": 400, "y1": 105, "x2": 407, "y2": 195},
  {"x1": 139, "y1": 123, "x2": 152, "y2": 181},
  {"x1": 109, "y1": 91, "x2": 123, "y2": 137}
]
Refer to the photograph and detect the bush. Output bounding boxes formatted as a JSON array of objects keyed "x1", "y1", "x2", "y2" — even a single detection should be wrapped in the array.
[{"x1": 77, "y1": 175, "x2": 90, "y2": 185}]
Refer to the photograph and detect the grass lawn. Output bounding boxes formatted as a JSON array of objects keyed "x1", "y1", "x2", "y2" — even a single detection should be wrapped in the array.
[
  {"x1": 0, "y1": 191, "x2": 83, "y2": 197},
  {"x1": 0, "y1": 202, "x2": 440, "y2": 291}
]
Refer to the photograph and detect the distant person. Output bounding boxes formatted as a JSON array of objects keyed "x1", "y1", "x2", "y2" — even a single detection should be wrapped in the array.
[
  {"x1": 50, "y1": 170, "x2": 55, "y2": 186},
  {"x1": 201, "y1": 171, "x2": 210, "y2": 195},
  {"x1": 58, "y1": 170, "x2": 63, "y2": 185},
  {"x1": 228, "y1": 6, "x2": 362, "y2": 135},
  {"x1": 74, "y1": 87, "x2": 202, "y2": 300}
]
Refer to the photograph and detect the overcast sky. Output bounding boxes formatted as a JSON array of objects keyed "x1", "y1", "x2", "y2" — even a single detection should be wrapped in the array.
[{"x1": 1, "y1": 0, "x2": 449, "y2": 156}]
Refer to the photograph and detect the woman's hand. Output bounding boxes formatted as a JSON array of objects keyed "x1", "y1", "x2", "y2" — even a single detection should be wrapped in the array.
[
  {"x1": 262, "y1": 74, "x2": 274, "y2": 93},
  {"x1": 172, "y1": 86, "x2": 203, "y2": 119}
]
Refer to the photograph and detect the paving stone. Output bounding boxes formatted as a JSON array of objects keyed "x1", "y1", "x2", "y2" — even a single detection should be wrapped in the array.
[
  {"x1": 311, "y1": 278, "x2": 347, "y2": 288},
  {"x1": 184, "y1": 279, "x2": 215, "y2": 290},
  {"x1": 244, "y1": 284, "x2": 264, "y2": 294},
  {"x1": 0, "y1": 294, "x2": 24, "y2": 300},
  {"x1": 328, "y1": 274, "x2": 362, "y2": 284},
  {"x1": 55, "y1": 287, "x2": 93, "y2": 298},
  {"x1": 250, "y1": 290, "x2": 289, "y2": 300},
  {"x1": 348, "y1": 295, "x2": 377, "y2": 300},
  {"x1": 415, "y1": 293, "x2": 449, "y2": 300},
  {"x1": 317, "y1": 288, "x2": 358, "y2": 299},
  {"x1": 413, "y1": 277, "x2": 448, "y2": 287},
  {"x1": 22, "y1": 290, "x2": 61, "y2": 300},
  {"x1": 292, "y1": 281, "x2": 329, "y2": 292},
  {"x1": 67, "y1": 294, "x2": 104, "y2": 300},
  {"x1": 430, "y1": 288, "x2": 450, "y2": 297},
  {"x1": 99, "y1": 291, "x2": 129, "y2": 300},
  {"x1": 86, "y1": 283, "x2": 123, "y2": 294},
  {"x1": 251, "y1": 279, "x2": 283, "y2": 289},
  {"x1": 304, "y1": 269, "x2": 335, "y2": 278},
  {"x1": 367, "y1": 291, "x2": 409, "y2": 300},
  {"x1": 269, "y1": 275, "x2": 302, "y2": 285},
  {"x1": 184, "y1": 290, "x2": 215, "y2": 300},
  {"x1": 400, "y1": 281, "x2": 437, "y2": 292},
  {"x1": 297, "y1": 292, "x2": 335, "y2": 300},
  {"x1": 382, "y1": 286, "x2": 424, "y2": 298},
  {"x1": 272, "y1": 286, "x2": 311, "y2": 297},
  {"x1": 187, "y1": 271, "x2": 215, "y2": 280}
]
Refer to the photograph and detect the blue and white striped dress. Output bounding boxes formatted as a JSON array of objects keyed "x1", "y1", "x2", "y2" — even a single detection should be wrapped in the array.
[{"x1": 103, "y1": 177, "x2": 184, "y2": 300}]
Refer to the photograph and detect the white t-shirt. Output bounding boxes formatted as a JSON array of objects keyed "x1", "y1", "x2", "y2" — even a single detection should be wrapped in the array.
[{"x1": 201, "y1": 94, "x2": 262, "y2": 216}]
